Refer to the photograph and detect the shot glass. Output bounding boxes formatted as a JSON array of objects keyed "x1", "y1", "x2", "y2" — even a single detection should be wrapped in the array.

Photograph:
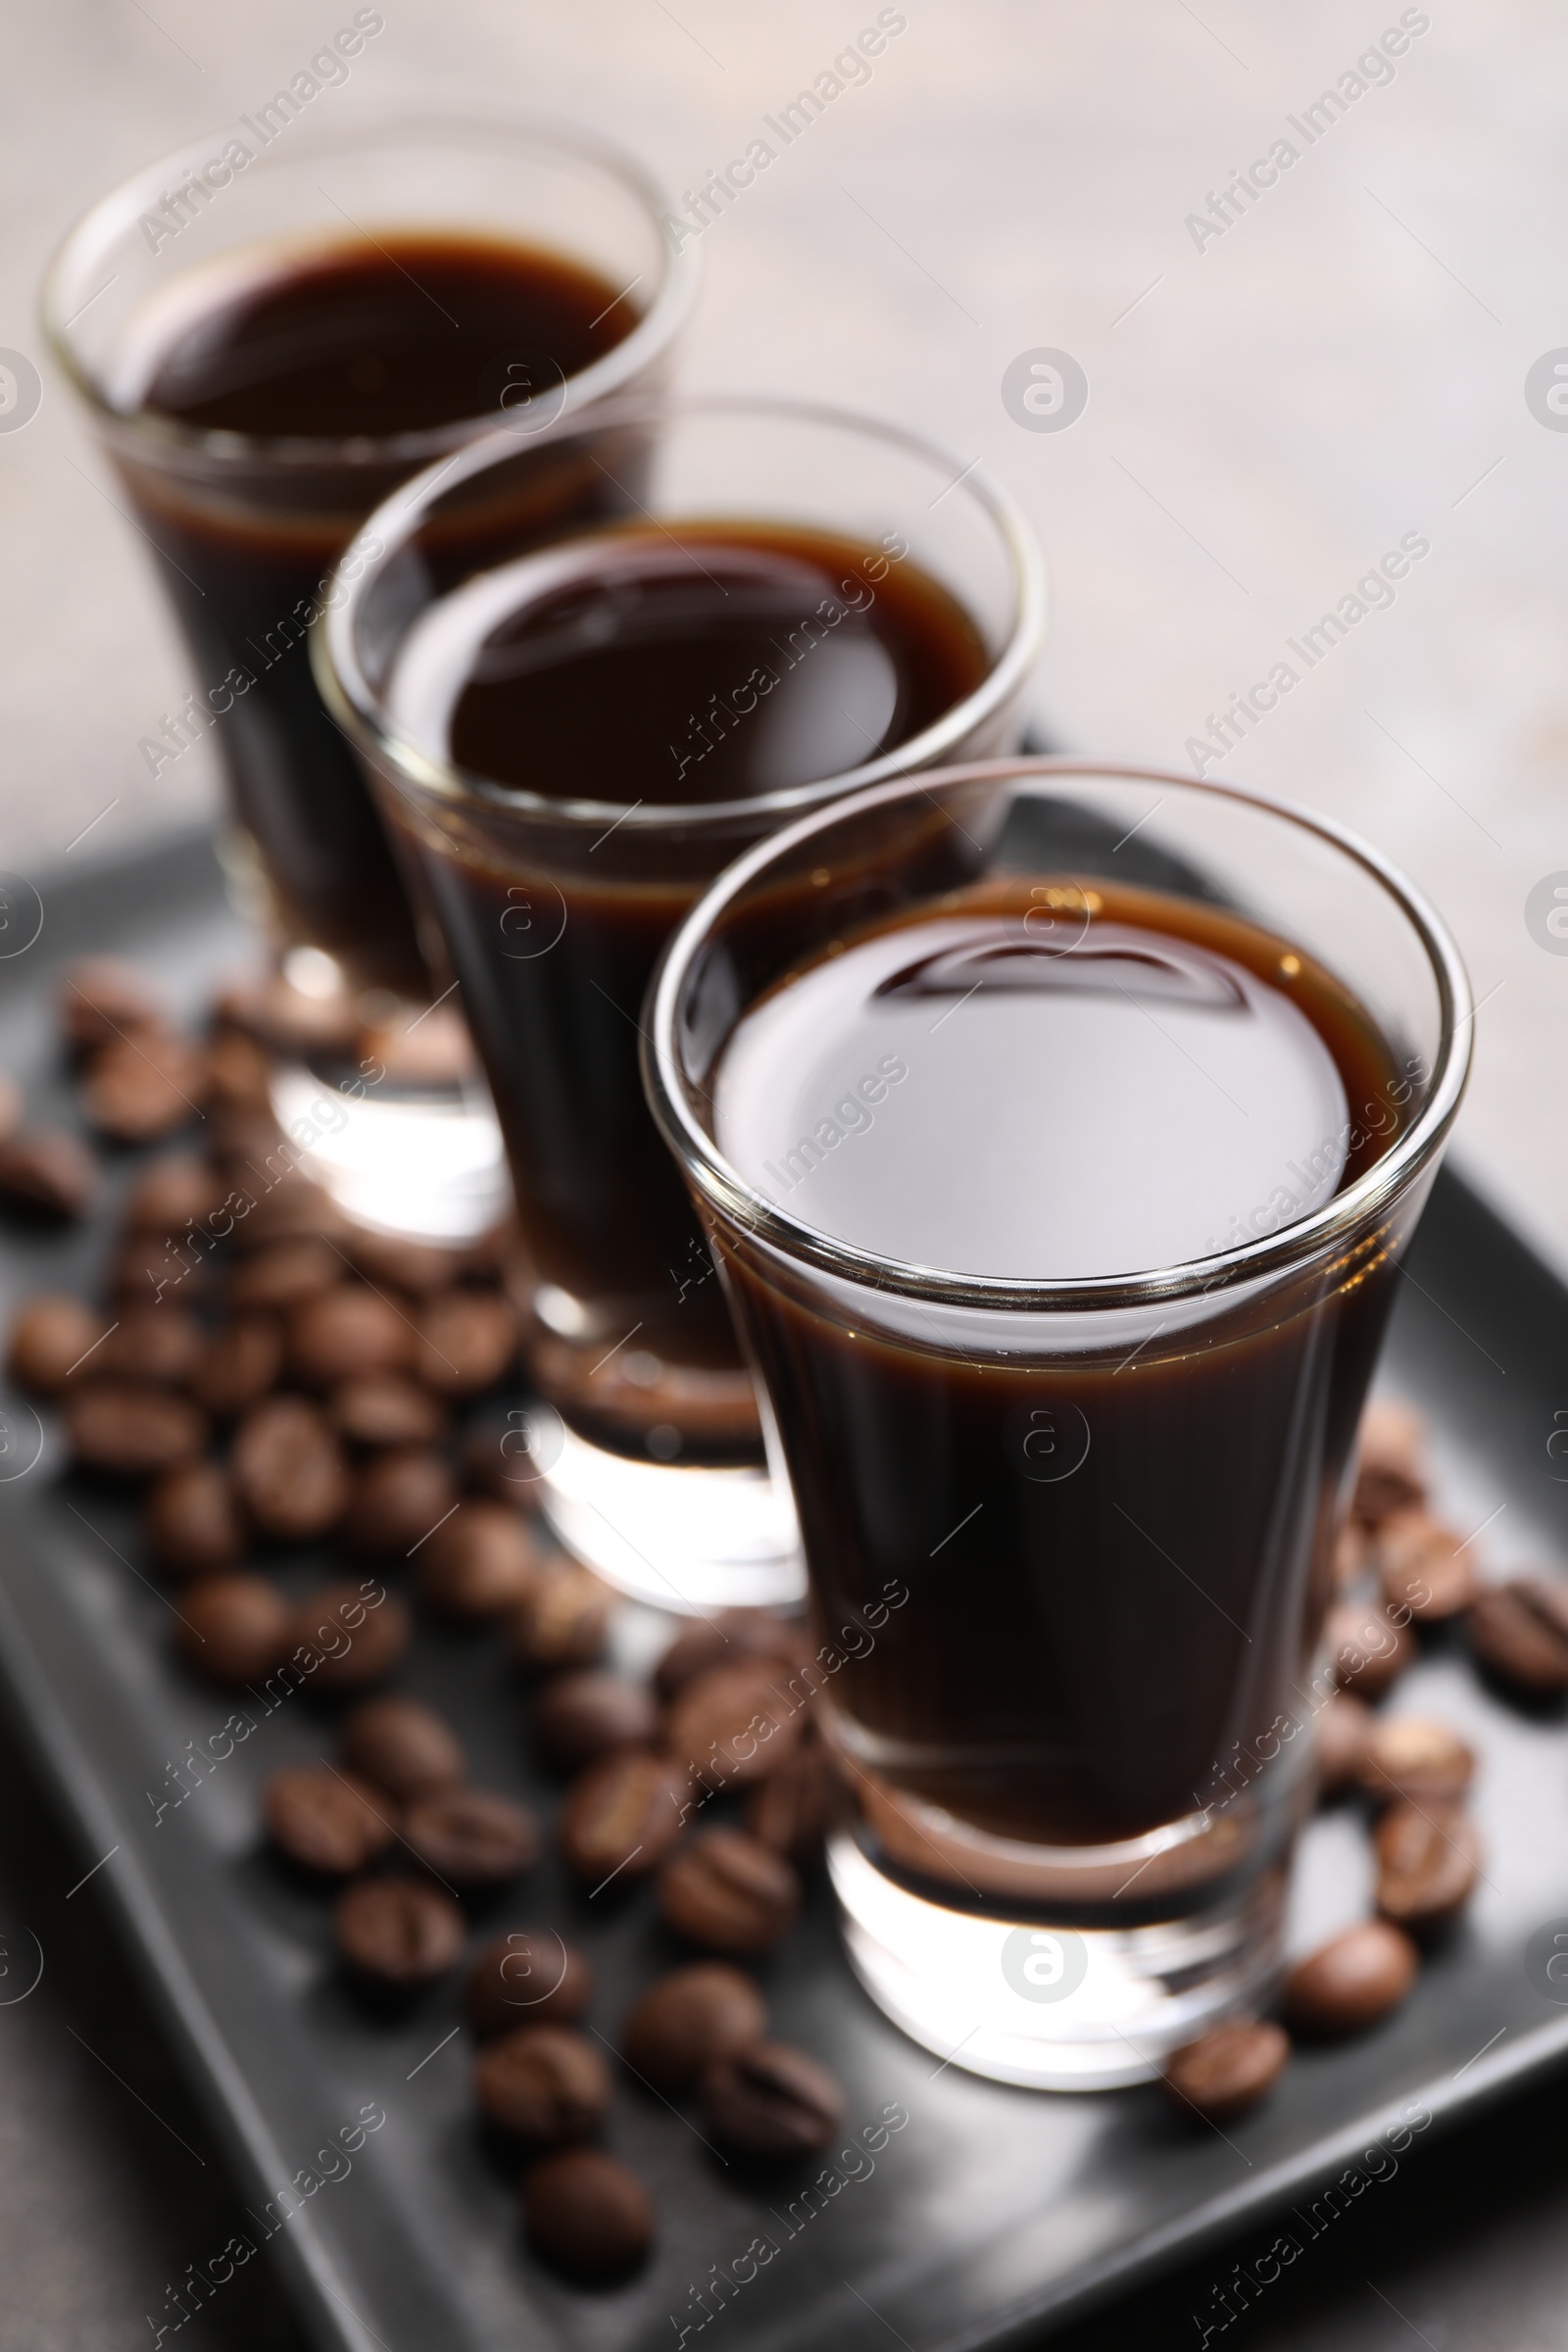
[
  {"x1": 43, "y1": 111, "x2": 696, "y2": 1242},
  {"x1": 318, "y1": 397, "x2": 1046, "y2": 1608},
  {"x1": 645, "y1": 757, "x2": 1471, "y2": 2084}
]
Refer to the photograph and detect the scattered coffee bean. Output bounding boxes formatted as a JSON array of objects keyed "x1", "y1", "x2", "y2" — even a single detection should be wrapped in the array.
[
  {"x1": 414, "y1": 1290, "x2": 517, "y2": 1396},
  {"x1": 291, "y1": 1581, "x2": 410, "y2": 1693},
  {"x1": 1356, "y1": 1717, "x2": 1476, "y2": 1806},
  {"x1": 1377, "y1": 1512, "x2": 1477, "y2": 1622},
  {"x1": 511, "y1": 1563, "x2": 613, "y2": 1673},
  {"x1": 744, "y1": 1741, "x2": 835, "y2": 1864},
  {"x1": 175, "y1": 1574, "x2": 294, "y2": 1684},
  {"x1": 262, "y1": 1765, "x2": 394, "y2": 1875},
  {"x1": 697, "y1": 2040, "x2": 845, "y2": 2157},
  {"x1": 559, "y1": 1749, "x2": 688, "y2": 1886},
  {"x1": 360, "y1": 1004, "x2": 477, "y2": 1090},
  {"x1": 473, "y1": 2023, "x2": 610, "y2": 2141},
  {"x1": 230, "y1": 1396, "x2": 350, "y2": 1541},
  {"x1": 340, "y1": 1694, "x2": 465, "y2": 1804},
  {"x1": 521, "y1": 2148, "x2": 653, "y2": 2283},
  {"x1": 288, "y1": 1286, "x2": 414, "y2": 1389},
  {"x1": 1373, "y1": 1799, "x2": 1482, "y2": 1930},
  {"x1": 658, "y1": 1830, "x2": 801, "y2": 1956},
  {"x1": 1315, "y1": 1693, "x2": 1373, "y2": 1800},
  {"x1": 404, "y1": 1788, "x2": 540, "y2": 1888},
  {"x1": 329, "y1": 1375, "x2": 447, "y2": 1449},
  {"x1": 60, "y1": 956, "x2": 166, "y2": 1053},
  {"x1": 81, "y1": 1031, "x2": 205, "y2": 1144},
  {"x1": 0, "y1": 1129, "x2": 101, "y2": 1221},
  {"x1": 1162, "y1": 2019, "x2": 1290, "y2": 2119},
  {"x1": 145, "y1": 1460, "x2": 244, "y2": 1576},
  {"x1": 229, "y1": 1175, "x2": 344, "y2": 1248},
  {"x1": 666, "y1": 1658, "x2": 806, "y2": 1790},
  {"x1": 122, "y1": 1154, "x2": 226, "y2": 1236},
  {"x1": 1326, "y1": 1598, "x2": 1417, "y2": 1699},
  {"x1": 227, "y1": 1239, "x2": 340, "y2": 1312},
  {"x1": 532, "y1": 1672, "x2": 661, "y2": 1773},
  {"x1": 461, "y1": 1406, "x2": 550, "y2": 1502},
  {"x1": 203, "y1": 1028, "x2": 274, "y2": 1115},
  {"x1": 1466, "y1": 1578, "x2": 1568, "y2": 1695},
  {"x1": 620, "y1": 1963, "x2": 767, "y2": 2093},
  {"x1": 99, "y1": 1303, "x2": 205, "y2": 1387},
  {"x1": 112, "y1": 1231, "x2": 209, "y2": 1304},
  {"x1": 654, "y1": 1607, "x2": 810, "y2": 1702},
  {"x1": 1352, "y1": 1399, "x2": 1428, "y2": 1529},
  {"x1": 344, "y1": 1229, "x2": 461, "y2": 1296},
  {"x1": 6, "y1": 1293, "x2": 109, "y2": 1394},
  {"x1": 333, "y1": 1876, "x2": 466, "y2": 1986},
  {"x1": 418, "y1": 1501, "x2": 544, "y2": 1620},
  {"x1": 64, "y1": 1380, "x2": 207, "y2": 1477},
  {"x1": 342, "y1": 1449, "x2": 457, "y2": 1557},
  {"x1": 467, "y1": 1932, "x2": 594, "y2": 2035},
  {"x1": 1283, "y1": 1920, "x2": 1420, "y2": 2035},
  {"x1": 190, "y1": 1314, "x2": 283, "y2": 1418},
  {"x1": 216, "y1": 972, "x2": 360, "y2": 1060}
]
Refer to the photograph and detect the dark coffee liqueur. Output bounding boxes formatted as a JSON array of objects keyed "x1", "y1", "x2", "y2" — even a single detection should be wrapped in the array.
[
  {"x1": 125, "y1": 235, "x2": 637, "y2": 993},
  {"x1": 388, "y1": 524, "x2": 989, "y2": 1458},
  {"x1": 712, "y1": 882, "x2": 1415, "y2": 1863}
]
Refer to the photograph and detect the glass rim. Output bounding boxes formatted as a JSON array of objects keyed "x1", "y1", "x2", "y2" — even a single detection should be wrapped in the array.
[
  {"x1": 315, "y1": 390, "x2": 1050, "y2": 834},
  {"x1": 39, "y1": 107, "x2": 700, "y2": 473},
  {"x1": 644, "y1": 754, "x2": 1474, "y2": 1313}
]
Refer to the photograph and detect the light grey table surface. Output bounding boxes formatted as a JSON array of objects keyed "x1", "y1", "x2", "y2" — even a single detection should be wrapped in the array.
[{"x1": 3, "y1": 3, "x2": 1568, "y2": 2344}]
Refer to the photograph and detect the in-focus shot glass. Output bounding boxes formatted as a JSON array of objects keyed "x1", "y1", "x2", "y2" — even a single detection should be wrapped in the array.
[
  {"x1": 318, "y1": 396, "x2": 1046, "y2": 1608},
  {"x1": 645, "y1": 757, "x2": 1471, "y2": 2083},
  {"x1": 42, "y1": 111, "x2": 696, "y2": 1241}
]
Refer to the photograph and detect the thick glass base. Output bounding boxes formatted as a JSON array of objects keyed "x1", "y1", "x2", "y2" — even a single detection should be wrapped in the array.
[
  {"x1": 270, "y1": 1061, "x2": 511, "y2": 1246},
  {"x1": 830, "y1": 1832, "x2": 1285, "y2": 2090},
  {"x1": 535, "y1": 1416, "x2": 806, "y2": 1613}
]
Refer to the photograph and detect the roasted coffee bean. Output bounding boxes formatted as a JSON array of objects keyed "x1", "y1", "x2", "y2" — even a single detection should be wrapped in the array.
[
  {"x1": 6, "y1": 1294, "x2": 108, "y2": 1395},
  {"x1": 1373, "y1": 1799, "x2": 1482, "y2": 1930},
  {"x1": 216, "y1": 972, "x2": 360, "y2": 1060},
  {"x1": 1466, "y1": 1578, "x2": 1568, "y2": 1695},
  {"x1": 175, "y1": 1573, "x2": 294, "y2": 1684},
  {"x1": 658, "y1": 1830, "x2": 801, "y2": 1956},
  {"x1": 360, "y1": 1004, "x2": 477, "y2": 1089},
  {"x1": 228, "y1": 1177, "x2": 344, "y2": 1248},
  {"x1": 654, "y1": 1607, "x2": 811, "y2": 1702},
  {"x1": 227, "y1": 1238, "x2": 340, "y2": 1312},
  {"x1": 291, "y1": 1581, "x2": 410, "y2": 1693},
  {"x1": 1326, "y1": 1598, "x2": 1417, "y2": 1699},
  {"x1": 744, "y1": 1741, "x2": 835, "y2": 1864},
  {"x1": 60, "y1": 956, "x2": 166, "y2": 1053},
  {"x1": 697, "y1": 2040, "x2": 844, "y2": 2157},
  {"x1": 99, "y1": 1304, "x2": 205, "y2": 1387},
  {"x1": 122, "y1": 1154, "x2": 227, "y2": 1236},
  {"x1": 341, "y1": 1694, "x2": 464, "y2": 1803},
  {"x1": 404, "y1": 1788, "x2": 540, "y2": 1888},
  {"x1": 262, "y1": 1765, "x2": 393, "y2": 1876},
  {"x1": 531, "y1": 1673, "x2": 661, "y2": 1773},
  {"x1": 414, "y1": 1289, "x2": 517, "y2": 1396},
  {"x1": 343, "y1": 1229, "x2": 461, "y2": 1296},
  {"x1": 1356, "y1": 1717, "x2": 1476, "y2": 1806},
  {"x1": 666, "y1": 1658, "x2": 806, "y2": 1791},
  {"x1": 189, "y1": 1314, "x2": 283, "y2": 1418},
  {"x1": 145, "y1": 1460, "x2": 244, "y2": 1576},
  {"x1": 1377, "y1": 1512, "x2": 1477, "y2": 1622},
  {"x1": 474, "y1": 2023, "x2": 610, "y2": 2142},
  {"x1": 81, "y1": 1030, "x2": 206, "y2": 1143},
  {"x1": 511, "y1": 1563, "x2": 613, "y2": 1672},
  {"x1": 1162, "y1": 2020, "x2": 1290, "y2": 2119},
  {"x1": 203, "y1": 1028, "x2": 274, "y2": 1115},
  {"x1": 230, "y1": 1396, "x2": 350, "y2": 1540},
  {"x1": 418, "y1": 1501, "x2": 544, "y2": 1620},
  {"x1": 1351, "y1": 1399, "x2": 1427, "y2": 1529},
  {"x1": 329, "y1": 1375, "x2": 447, "y2": 1450},
  {"x1": 467, "y1": 1932, "x2": 594, "y2": 2035},
  {"x1": 288, "y1": 1285, "x2": 414, "y2": 1389},
  {"x1": 332, "y1": 1877, "x2": 466, "y2": 1986},
  {"x1": 559, "y1": 1749, "x2": 688, "y2": 1885},
  {"x1": 0, "y1": 1129, "x2": 101, "y2": 1221},
  {"x1": 341, "y1": 1449, "x2": 457, "y2": 1557},
  {"x1": 64, "y1": 1380, "x2": 207, "y2": 1477},
  {"x1": 461, "y1": 1406, "x2": 550, "y2": 1503},
  {"x1": 521, "y1": 2148, "x2": 653, "y2": 2282},
  {"x1": 1315, "y1": 1693, "x2": 1373, "y2": 1800},
  {"x1": 112, "y1": 1231, "x2": 209, "y2": 1305},
  {"x1": 1283, "y1": 1920, "x2": 1420, "y2": 2035},
  {"x1": 620, "y1": 1963, "x2": 767, "y2": 2093}
]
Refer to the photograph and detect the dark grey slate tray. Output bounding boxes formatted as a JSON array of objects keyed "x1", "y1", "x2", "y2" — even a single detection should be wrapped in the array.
[{"x1": 1, "y1": 824, "x2": 1565, "y2": 2352}]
